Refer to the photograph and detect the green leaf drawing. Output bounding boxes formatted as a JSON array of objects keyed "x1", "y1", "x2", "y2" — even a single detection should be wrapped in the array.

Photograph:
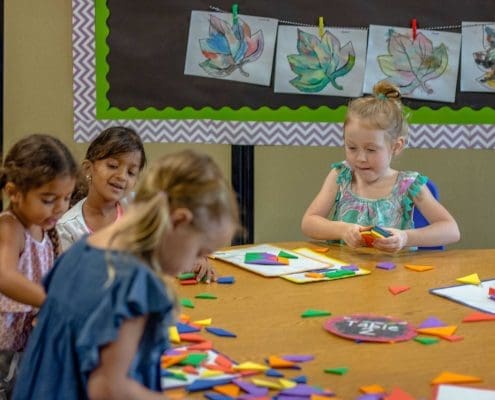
[
  {"x1": 198, "y1": 15, "x2": 264, "y2": 78},
  {"x1": 377, "y1": 29, "x2": 448, "y2": 95},
  {"x1": 287, "y1": 29, "x2": 355, "y2": 93}
]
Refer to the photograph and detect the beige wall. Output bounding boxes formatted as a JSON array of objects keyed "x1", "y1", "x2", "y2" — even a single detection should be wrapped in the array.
[{"x1": 5, "y1": 1, "x2": 495, "y2": 249}]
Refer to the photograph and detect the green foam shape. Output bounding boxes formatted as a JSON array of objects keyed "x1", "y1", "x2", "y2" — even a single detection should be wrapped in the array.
[
  {"x1": 178, "y1": 272, "x2": 196, "y2": 280},
  {"x1": 180, "y1": 298, "x2": 194, "y2": 308},
  {"x1": 324, "y1": 367, "x2": 349, "y2": 375},
  {"x1": 278, "y1": 251, "x2": 298, "y2": 259},
  {"x1": 179, "y1": 353, "x2": 208, "y2": 367},
  {"x1": 195, "y1": 293, "x2": 217, "y2": 299},
  {"x1": 301, "y1": 309, "x2": 332, "y2": 318},
  {"x1": 414, "y1": 336, "x2": 439, "y2": 345}
]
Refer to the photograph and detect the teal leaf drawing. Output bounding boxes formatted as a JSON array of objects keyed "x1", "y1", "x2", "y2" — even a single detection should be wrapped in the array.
[
  {"x1": 377, "y1": 29, "x2": 448, "y2": 95},
  {"x1": 287, "y1": 29, "x2": 356, "y2": 93},
  {"x1": 198, "y1": 15, "x2": 264, "y2": 78}
]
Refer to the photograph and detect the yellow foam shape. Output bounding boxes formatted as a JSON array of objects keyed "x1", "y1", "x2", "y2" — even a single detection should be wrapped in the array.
[
  {"x1": 292, "y1": 247, "x2": 348, "y2": 265},
  {"x1": 431, "y1": 371, "x2": 482, "y2": 384},
  {"x1": 251, "y1": 378, "x2": 282, "y2": 390},
  {"x1": 405, "y1": 264, "x2": 434, "y2": 272},
  {"x1": 168, "y1": 326, "x2": 180, "y2": 343},
  {"x1": 416, "y1": 325, "x2": 457, "y2": 337},
  {"x1": 278, "y1": 378, "x2": 297, "y2": 389},
  {"x1": 201, "y1": 370, "x2": 223, "y2": 378},
  {"x1": 233, "y1": 362, "x2": 268, "y2": 371},
  {"x1": 456, "y1": 273, "x2": 481, "y2": 285},
  {"x1": 193, "y1": 318, "x2": 212, "y2": 326}
]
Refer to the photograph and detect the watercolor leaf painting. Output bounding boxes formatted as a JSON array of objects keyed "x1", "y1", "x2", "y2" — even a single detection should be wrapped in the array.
[
  {"x1": 377, "y1": 29, "x2": 448, "y2": 95},
  {"x1": 473, "y1": 25, "x2": 495, "y2": 88},
  {"x1": 198, "y1": 15, "x2": 264, "y2": 78},
  {"x1": 287, "y1": 29, "x2": 356, "y2": 93}
]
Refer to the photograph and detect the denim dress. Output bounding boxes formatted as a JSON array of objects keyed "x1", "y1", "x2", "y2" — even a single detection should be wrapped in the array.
[{"x1": 13, "y1": 237, "x2": 175, "y2": 400}]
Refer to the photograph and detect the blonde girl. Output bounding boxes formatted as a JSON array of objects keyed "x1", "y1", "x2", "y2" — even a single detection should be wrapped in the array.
[
  {"x1": 0, "y1": 134, "x2": 77, "y2": 398},
  {"x1": 14, "y1": 150, "x2": 239, "y2": 399},
  {"x1": 301, "y1": 81, "x2": 460, "y2": 252}
]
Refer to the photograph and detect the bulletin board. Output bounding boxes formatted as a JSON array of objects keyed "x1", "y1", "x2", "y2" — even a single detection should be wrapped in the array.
[{"x1": 72, "y1": 0, "x2": 495, "y2": 147}]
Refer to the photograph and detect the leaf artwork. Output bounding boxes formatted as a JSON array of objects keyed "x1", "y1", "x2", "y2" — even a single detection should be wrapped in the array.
[
  {"x1": 377, "y1": 29, "x2": 448, "y2": 95},
  {"x1": 198, "y1": 15, "x2": 264, "y2": 78},
  {"x1": 473, "y1": 25, "x2": 495, "y2": 89},
  {"x1": 287, "y1": 29, "x2": 355, "y2": 93}
]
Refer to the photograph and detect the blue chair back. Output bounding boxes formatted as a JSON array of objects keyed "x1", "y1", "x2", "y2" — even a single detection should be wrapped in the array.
[{"x1": 413, "y1": 180, "x2": 444, "y2": 250}]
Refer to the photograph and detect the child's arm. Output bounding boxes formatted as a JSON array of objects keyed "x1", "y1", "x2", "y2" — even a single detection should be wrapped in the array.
[
  {"x1": 0, "y1": 215, "x2": 46, "y2": 307},
  {"x1": 301, "y1": 169, "x2": 364, "y2": 248},
  {"x1": 374, "y1": 185, "x2": 460, "y2": 252},
  {"x1": 87, "y1": 315, "x2": 169, "y2": 400}
]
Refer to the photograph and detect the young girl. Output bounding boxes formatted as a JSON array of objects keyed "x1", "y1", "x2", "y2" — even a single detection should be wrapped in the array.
[
  {"x1": 0, "y1": 134, "x2": 77, "y2": 398},
  {"x1": 301, "y1": 81, "x2": 460, "y2": 252},
  {"x1": 13, "y1": 150, "x2": 239, "y2": 399},
  {"x1": 56, "y1": 126, "x2": 146, "y2": 252},
  {"x1": 56, "y1": 126, "x2": 216, "y2": 282}
]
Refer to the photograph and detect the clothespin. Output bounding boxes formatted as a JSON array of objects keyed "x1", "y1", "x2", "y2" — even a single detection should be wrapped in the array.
[
  {"x1": 318, "y1": 16, "x2": 325, "y2": 38},
  {"x1": 411, "y1": 18, "x2": 417, "y2": 40},
  {"x1": 232, "y1": 4, "x2": 238, "y2": 26}
]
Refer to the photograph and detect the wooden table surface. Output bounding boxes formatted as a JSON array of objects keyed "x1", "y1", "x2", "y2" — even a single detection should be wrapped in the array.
[{"x1": 174, "y1": 243, "x2": 495, "y2": 399}]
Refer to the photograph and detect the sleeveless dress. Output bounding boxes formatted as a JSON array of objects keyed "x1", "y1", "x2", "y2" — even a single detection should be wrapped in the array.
[
  {"x1": 13, "y1": 237, "x2": 175, "y2": 399},
  {"x1": 330, "y1": 161, "x2": 428, "y2": 229},
  {"x1": 0, "y1": 211, "x2": 54, "y2": 351}
]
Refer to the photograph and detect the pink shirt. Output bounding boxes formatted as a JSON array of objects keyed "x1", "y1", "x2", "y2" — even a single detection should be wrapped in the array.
[{"x1": 0, "y1": 211, "x2": 54, "y2": 350}]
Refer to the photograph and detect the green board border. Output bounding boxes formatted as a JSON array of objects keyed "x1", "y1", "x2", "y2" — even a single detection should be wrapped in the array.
[{"x1": 95, "y1": 1, "x2": 495, "y2": 124}]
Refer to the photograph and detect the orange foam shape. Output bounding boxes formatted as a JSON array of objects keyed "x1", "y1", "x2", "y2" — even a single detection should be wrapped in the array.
[
  {"x1": 416, "y1": 325, "x2": 457, "y2": 337},
  {"x1": 187, "y1": 340, "x2": 213, "y2": 351},
  {"x1": 268, "y1": 355, "x2": 297, "y2": 368},
  {"x1": 213, "y1": 383, "x2": 240, "y2": 397},
  {"x1": 161, "y1": 354, "x2": 187, "y2": 368},
  {"x1": 431, "y1": 371, "x2": 482, "y2": 384},
  {"x1": 462, "y1": 311, "x2": 495, "y2": 322},
  {"x1": 389, "y1": 285, "x2": 410, "y2": 295},
  {"x1": 179, "y1": 333, "x2": 206, "y2": 342},
  {"x1": 404, "y1": 264, "x2": 434, "y2": 272},
  {"x1": 360, "y1": 384, "x2": 386, "y2": 394}
]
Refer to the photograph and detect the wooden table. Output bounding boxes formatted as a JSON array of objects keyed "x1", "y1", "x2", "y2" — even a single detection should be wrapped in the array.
[{"x1": 175, "y1": 243, "x2": 495, "y2": 399}]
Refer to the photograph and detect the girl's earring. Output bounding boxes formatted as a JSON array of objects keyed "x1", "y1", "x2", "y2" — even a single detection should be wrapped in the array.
[{"x1": 86, "y1": 175, "x2": 92, "y2": 184}]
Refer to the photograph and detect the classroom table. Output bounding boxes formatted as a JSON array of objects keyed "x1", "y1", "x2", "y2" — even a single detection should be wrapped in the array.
[{"x1": 173, "y1": 243, "x2": 495, "y2": 399}]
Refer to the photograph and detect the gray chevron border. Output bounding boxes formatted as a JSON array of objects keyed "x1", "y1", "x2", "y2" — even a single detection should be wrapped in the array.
[{"x1": 72, "y1": 0, "x2": 495, "y2": 148}]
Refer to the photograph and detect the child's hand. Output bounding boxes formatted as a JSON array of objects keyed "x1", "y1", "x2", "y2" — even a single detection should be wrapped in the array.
[
  {"x1": 372, "y1": 228, "x2": 408, "y2": 253},
  {"x1": 343, "y1": 224, "x2": 365, "y2": 248},
  {"x1": 193, "y1": 256, "x2": 217, "y2": 283}
]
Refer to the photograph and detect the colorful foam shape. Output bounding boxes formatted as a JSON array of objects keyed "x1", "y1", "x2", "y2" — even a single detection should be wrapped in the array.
[
  {"x1": 281, "y1": 354, "x2": 314, "y2": 363},
  {"x1": 386, "y1": 387, "x2": 415, "y2": 400},
  {"x1": 193, "y1": 318, "x2": 212, "y2": 326},
  {"x1": 213, "y1": 383, "x2": 240, "y2": 397},
  {"x1": 414, "y1": 336, "x2": 440, "y2": 345},
  {"x1": 251, "y1": 378, "x2": 282, "y2": 390},
  {"x1": 431, "y1": 371, "x2": 482, "y2": 384},
  {"x1": 180, "y1": 279, "x2": 198, "y2": 285},
  {"x1": 186, "y1": 377, "x2": 234, "y2": 392},
  {"x1": 341, "y1": 264, "x2": 359, "y2": 271},
  {"x1": 416, "y1": 325, "x2": 457, "y2": 337},
  {"x1": 233, "y1": 362, "x2": 269, "y2": 371},
  {"x1": 462, "y1": 311, "x2": 495, "y2": 322},
  {"x1": 417, "y1": 316, "x2": 446, "y2": 328},
  {"x1": 456, "y1": 273, "x2": 481, "y2": 285},
  {"x1": 176, "y1": 322, "x2": 201, "y2": 334},
  {"x1": 267, "y1": 355, "x2": 298, "y2": 369},
  {"x1": 178, "y1": 272, "x2": 196, "y2": 280},
  {"x1": 180, "y1": 298, "x2": 194, "y2": 308},
  {"x1": 187, "y1": 340, "x2": 213, "y2": 351},
  {"x1": 280, "y1": 384, "x2": 328, "y2": 396},
  {"x1": 217, "y1": 276, "x2": 235, "y2": 284},
  {"x1": 278, "y1": 250, "x2": 298, "y2": 259},
  {"x1": 360, "y1": 384, "x2": 386, "y2": 394},
  {"x1": 404, "y1": 264, "x2": 434, "y2": 272},
  {"x1": 168, "y1": 326, "x2": 180, "y2": 344},
  {"x1": 292, "y1": 375, "x2": 307, "y2": 384},
  {"x1": 376, "y1": 261, "x2": 396, "y2": 270},
  {"x1": 206, "y1": 326, "x2": 237, "y2": 338},
  {"x1": 278, "y1": 378, "x2": 297, "y2": 389},
  {"x1": 265, "y1": 369, "x2": 284, "y2": 378},
  {"x1": 195, "y1": 292, "x2": 217, "y2": 299},
  {"x1": 204, "y1": 392, "x2": 235, "y2": 400},
  {"x1": 301, "y1": 309, "x2": 331, "y2": 318},
  {"x1": 161, "y1": 353, "x2": 187, "y2": 368},
  {"x1": 324, "y1": 367, "x2": 349, "y2": 375},
  {"x1": 388, "y1": 285, "x2": 410, "y2": 295},
  {"x1": 233, "y1": 379, "x2": 269, "y2": 396}
]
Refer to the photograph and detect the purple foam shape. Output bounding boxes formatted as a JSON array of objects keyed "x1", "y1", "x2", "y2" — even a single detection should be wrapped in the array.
[
  {"x1": 490, "y1": 295, "x2": 495, "y2": 301},
  {"x1": 233, "y1": 379, "x2": 269, "y2": 396},
  {"x1": 280, "y1": 384, "x2": 328, "y2": 396},
  {"x1": 376, "y1": 261, "x2": 396, "y2": 270},
  {"x1": 281, "y1": 354, "x2": 315, "y2": 363},
  {"x1": 341, "y1": 264, "x2": 360, "y2": 271},
  {"x1": 355, "y1": 394, "x2": 384, "y2": 400},
  {"x1": 417, "y1": 316, "x2": 446, "y2": 328}
]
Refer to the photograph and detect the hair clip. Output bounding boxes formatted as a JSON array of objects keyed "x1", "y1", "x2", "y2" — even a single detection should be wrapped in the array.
[{"x1": 376, "y1": 93, "x2": 387, "y2": 100}]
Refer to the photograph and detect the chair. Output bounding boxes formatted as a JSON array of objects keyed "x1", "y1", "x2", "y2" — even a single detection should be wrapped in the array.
[{"x1": 413, "y1": 179, "x2": 445, "y2": 250}]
